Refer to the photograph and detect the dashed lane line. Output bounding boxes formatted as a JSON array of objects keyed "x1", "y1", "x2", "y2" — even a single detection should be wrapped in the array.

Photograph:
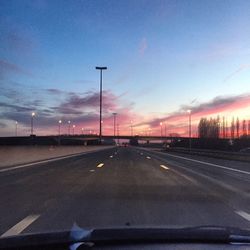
[
  {"x1": 1, "y1": 214, "x2": 40, "y2": 237},
  {"x1": 146, "y1": 156, "x2": 151, "y2": 159},
  {"x1": 163, "y1": 152, "x2": 250, "y2": 175},
  {"x1": 160, "y1": 165, "x2": 169, "y2": 170},
  {"x1": 96, "y1": 163, "x2": 104, "y2": 168}
]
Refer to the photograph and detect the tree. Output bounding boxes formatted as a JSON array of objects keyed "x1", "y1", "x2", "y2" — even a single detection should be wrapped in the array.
[
  {"x1": 198, "y1": 117, "x2": 220, "y2": 138},
  {"x1": 231, "y1": 117, "x2": 235, "y2": 139},
  {"x1": 236, "y1": 117, "x2": 240, "y2": 138},
  {"x1": 242, "y1": 120, "x2": 247, "y2": 136}
]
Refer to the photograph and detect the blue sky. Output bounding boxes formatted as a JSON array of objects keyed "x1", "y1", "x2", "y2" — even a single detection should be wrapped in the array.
[{"x1": 1, "y1": 0, "x2": 250, "y2": 136}]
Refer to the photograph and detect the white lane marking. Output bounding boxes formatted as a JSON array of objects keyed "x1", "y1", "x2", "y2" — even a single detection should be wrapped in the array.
[
  {"x1": 1, "y1": 214, "x2": 40, "y2": 237},
  {"x1": 96, "y1": 163, "x2": 104, "y2": 168},
  {"x1": 160, "y1": 165, "x2": 169, "y2": 170},
  {"x1": 235, "y1": 211, "x2": 250, "y2": 222},
  {"x1": 0, "y1": 147, "x2": 115, "y2": 173},
  {"x1": 89, "y1": 169, "x2": 95, "y2": 172},
  {"x1": 146, "y1": 156, "x2": 151, "y2": 159},
  {"x1": 110, "y1": 155, "x2": 113, "y2": 158},
  {"x1": 164, "y1": 152, "x2": 250, "y2": 175}
]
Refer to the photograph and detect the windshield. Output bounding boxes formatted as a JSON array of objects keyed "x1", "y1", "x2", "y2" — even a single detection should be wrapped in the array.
[{"x1": 0, "y1": 0, "x2": 250, "y2": 239}]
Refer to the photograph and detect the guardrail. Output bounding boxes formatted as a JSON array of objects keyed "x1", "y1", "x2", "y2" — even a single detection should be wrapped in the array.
[{"x1": 164, "y1": 147, "x2": 250, "y2": 162}]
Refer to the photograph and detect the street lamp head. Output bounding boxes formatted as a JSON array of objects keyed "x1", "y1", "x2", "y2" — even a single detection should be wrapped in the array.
[
  {"x1": 59, "y1": 120, "x2": 62, "y2": 124},
  {"x1": 112, "y1": 112, "x2": 117, "y2": 116},
  {"x1": 68, "y1": 120, "x2": 71, "y2": 124},
  {"x1": 73, "y1": 125, "x2": 75, "y2": 128},
  {"x1": 160, "y1": 122, "x2": 163, "y2": 126},
  {"x1": 96, "y1": 66, "x2": 107, "y2": 70},
  {"x1": 32, "y1": 112, "x2": 35, "y2": 117},
  {"x1": 187, "y1": 109, "x2": 191, "y2": 114},
  {"x1": 15, "y1": 121, "x2": 18, "y2": 124}
]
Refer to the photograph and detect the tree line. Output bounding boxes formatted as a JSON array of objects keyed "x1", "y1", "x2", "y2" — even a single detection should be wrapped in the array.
[{"x1": 198, "y1": 116, "x2": 250, "y2": 139}]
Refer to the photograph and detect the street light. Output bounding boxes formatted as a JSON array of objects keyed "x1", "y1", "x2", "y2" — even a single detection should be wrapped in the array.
[
  {"x1": 58, "y1": 120, "x2": 62, "y2": 136},
  {"x1": 96, "y1": 66, "x2": 107, "y2": 144},
  {"x1": 72, "y1": 124, "x2": 76, "y2": 135},
  {"x1": 68, "y1": 120, "x2": 71, "y2": 135},
  {"x1": 81, "y1": 127, "x2": 84, "y2": 135},
  {"x1": 160, "y1": 122, "x2": 163, "y2": 137},
  {"x1": 15, "y1": 121, "x2": 18, "y2": 136},
  {"x1": 112, "y1": 113, "x2": 117, "y2": 137},
  {"x1": 31, "y1": 112, "x2": 35, "y2": 135},
  {"x1": 187, "y1": 109, "x2": 192, "y2": 151}
]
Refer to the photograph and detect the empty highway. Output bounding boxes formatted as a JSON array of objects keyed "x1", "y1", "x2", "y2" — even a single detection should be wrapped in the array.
[{"x1": 1, "y1": 146, "x2": 250, "y2": 237}]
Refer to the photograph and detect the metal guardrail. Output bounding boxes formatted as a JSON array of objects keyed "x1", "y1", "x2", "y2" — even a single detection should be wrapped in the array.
[{"x1": 165, "y1": 147, "x2": 250, "y2": 162}]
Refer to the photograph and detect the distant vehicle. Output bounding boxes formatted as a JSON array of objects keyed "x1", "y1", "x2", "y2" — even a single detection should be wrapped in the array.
[{"x1": 239, "y1": 148, "x2": 250, "y2": 154}]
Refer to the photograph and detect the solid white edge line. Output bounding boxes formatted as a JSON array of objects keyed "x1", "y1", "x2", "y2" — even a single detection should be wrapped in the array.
[
  {"x1": 235, "y1": 211, "x2": 250, "y2": 222},
  {"x1": 1, "y1": 214, "x2": 40, "y2": 237},
  {"x1": 163, "y1": 152, "x2": 250, "y2": 175},
  {"x1": 0, "y1": 147, "x2": 114, "y2": 173}
]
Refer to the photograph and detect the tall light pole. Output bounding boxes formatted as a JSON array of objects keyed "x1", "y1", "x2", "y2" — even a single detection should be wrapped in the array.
[
  {"x1": 165, "y1": 123, "x2": 167, "y2": 137},
  {"x1": 160, "y1": 122, "x2": 163, "y2": 137},
  {"x1": 31, "y1": 112, "x2": 35, "y2": 135},
  {"x1": 15, "y1": 121, "x2": 18, "y2": 136},
  {"x1": 58, "y1": 120, "x2": 62, "y2": 136},
  {"x1": 96, "y1": 66, "x2": 107, "y2": 144},
  {"x1": 187, "y1": 110, "x2": 192, "y2": 151},
  {"x1": 112, "y1": 113, "x2": 117, "y2": 137},
  {"x1": 68, "y1": 120, "x2": 71, "y2": 135},
  {"x1": 81, "y1": 127, "x2": 84, "y2": 135},
  {"x1": 72, "y1": 125, "x2": 75, "y2": 135}
]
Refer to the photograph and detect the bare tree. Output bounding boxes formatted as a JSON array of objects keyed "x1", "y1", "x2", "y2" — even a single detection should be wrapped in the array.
[
  {"x1": 236, "y1": 117, "x2": 240, "y2": 138},
  {"x1": 242, "y1": 120, "x2": 247, "y2": 136},
  {"x1": 231, "y1": 117, "x2": 235, "y2": 139}
]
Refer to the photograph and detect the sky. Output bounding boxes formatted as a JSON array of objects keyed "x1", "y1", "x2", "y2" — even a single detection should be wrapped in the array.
[{"x1": 1, "y1": 0, "x2": 250, "y2": 137}]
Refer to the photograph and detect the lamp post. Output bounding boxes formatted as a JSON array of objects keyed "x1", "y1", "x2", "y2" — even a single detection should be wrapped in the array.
[
  {"x1": 81, "y1": 127, "x2": 84, "y2": 135},
  {"x1": 112, "y1": 113, "x2": 117, "y2": 137},
  {"x1": 31, "y1": 112, "x2": 35, "y2": 135},
  {"x1": 160, "y1": 122, "x2": 163, "y2": 137},
  {"x1": 72, "y1": 125, "x2": 75, "y2": 135},
  {"x1": 15, "y1": 121, "x2": 18, "y2": 136},
  {"x1": 187, "y1": 110, "x2": 192, "y2": 151},
  {"x1": 68, "y1": 120, "x2": 71, "y2": 135},
  {"x1": 96, "y1": 66, "x2": 107, "y2": 144},
  {"x1": 58, "y1": 120, "x2": 62, "y2": 136}
]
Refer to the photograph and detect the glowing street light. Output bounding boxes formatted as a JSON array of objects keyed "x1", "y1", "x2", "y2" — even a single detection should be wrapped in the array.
[
  {"x1": 58, "y1": 120, "x2": 62, "y2": 136},
  {"x1": 15, "y1": 121, "x2": 18, "y2": 136},
  {"x1": 68, "y1": 120, "x2": 71, "y2": 135},
  {"x1": 187, "y1": 109, "x2": 192, "y2": 151},
  {"x1": 31, "y1": 112, "x2": 35, "y2": 135},
  {"x1": 160, "y1": 122, "x2": 163, "y2": 137},
  {"x1": 81, "y1": 127, "x2": 84, "y2": 135},
  {"x1": 72, "y1": 124, "x2": 76, "y2": 135}
]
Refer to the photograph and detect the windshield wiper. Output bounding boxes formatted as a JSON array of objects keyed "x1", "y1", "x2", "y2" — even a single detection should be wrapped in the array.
[{"x1": 1, "y1": 226, "x2": 250, "y2": 249}]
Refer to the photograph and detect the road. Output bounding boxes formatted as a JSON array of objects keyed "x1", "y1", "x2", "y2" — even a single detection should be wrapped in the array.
[{"x1": 1, "y1": 146, "x2": 250, "y2": 237}]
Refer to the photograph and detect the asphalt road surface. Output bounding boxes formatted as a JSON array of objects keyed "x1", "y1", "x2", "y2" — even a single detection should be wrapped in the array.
[{"x1": 1, "y1": 146, "x2": 250, "y2": 237}]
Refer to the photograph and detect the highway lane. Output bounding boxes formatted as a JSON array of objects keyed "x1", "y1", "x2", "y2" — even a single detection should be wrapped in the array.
[{"x1": 0, "y1": 146, "x2": 250, "y2": 237}]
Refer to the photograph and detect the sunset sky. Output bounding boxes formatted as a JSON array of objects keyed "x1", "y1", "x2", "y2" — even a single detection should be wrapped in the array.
[{"x1": 1, "y1": 0, "x2": 250, "y2": 137}]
